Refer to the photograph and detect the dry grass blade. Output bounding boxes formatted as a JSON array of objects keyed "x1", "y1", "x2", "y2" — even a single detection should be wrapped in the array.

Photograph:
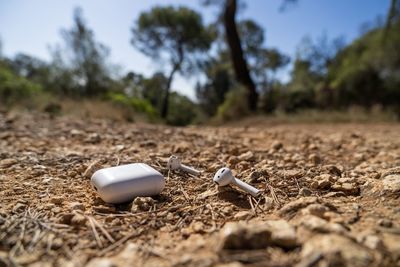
[
  {"x1": 248, "y1": 196, "x2": 257, "y2": 216},
  {"x1": 269, "y1": 185, "x2": 281, "y2": 207},
  {"x1": 99, "y1": 230, "x2": 142, "y2": 256},
  {"x1": 88, "y1": 216, "x2": 103, "y2": 248},
  {"x1": 83, "y1": 159, "x2": 101, "y2": 178},
  {"x1": 90, "y1": 216, "x2": 115, "y2": 243},
  {"x1": 179, "y1": 183, "x2": 190, "y2": 202}
]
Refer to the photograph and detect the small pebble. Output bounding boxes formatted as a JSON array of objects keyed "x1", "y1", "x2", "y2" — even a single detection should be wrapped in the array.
[{"x1": 378, "y1": 218, "x2": 393, "y2": 228}]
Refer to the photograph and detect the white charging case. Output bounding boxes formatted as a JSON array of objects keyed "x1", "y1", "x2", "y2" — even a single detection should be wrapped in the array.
[{"x1": 91, "y1": 163, "x2": 165, "y2": 204}]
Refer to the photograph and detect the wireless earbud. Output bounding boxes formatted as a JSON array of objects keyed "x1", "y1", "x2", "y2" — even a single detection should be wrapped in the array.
[
  {"x1": 167, "y1": 155, "x2": 201, "y2": 176},
  {"x1": 213, "y1": 167, "x2": 260, "y2": 197},
  {"x1": 91, "y1": 163, "x2": 165, "y2": 204}
]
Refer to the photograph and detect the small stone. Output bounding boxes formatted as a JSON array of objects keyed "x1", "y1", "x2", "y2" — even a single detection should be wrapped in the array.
[
  {"x1": 301, "y1": 204, "x2": 329, "y2": 218},
  {"x1": 139, "y1": 140, "x2": 157, "y2": 147},
  {"x1": 324, "y1": 165, "x2": 342, "y2": 176},
  {"x1": 271, "y1": 141, "x2": 283, "y2": 150},
  {"x1": 381, "y1": 167, "x2": 400, "y2": 178},
  {"x1": 310, "y1": 175, "x2": 331, "y2": 190},
  {"x1": 248, "y1": 169, "x2": 268, "y2": 183},
  {"x1": 308, "y1": 154, "x2": 321, "y2": 165},
  {"x1": 363, "y1": 235, "x2": 385, "y2": 250},
  {"x1": 180, "y1": 228, "x2": 191, "y2": 238},
  {"x1": 299, "y1": 215, "x2": 347, "y2": 234},
  {"x1": 263, "y1": 196, "x2": 274, "y2": 210},
  {"x1": 13, "y1": 186, "x2": 24, "y2": 193},
  {"x1": 332, "y1": 182, "x2": 359, "y2": 195},
  {"x1": 166, "y1": 212, "x2": 175, "y2": 221},
  {"x1": 59, "y1": 213, "x2": 74, "y2": 224},
  {"x1": 300, "y1": 234, "x2": 375, "y2": 267},
  {"x1": 70, "y1": 214, "x2": 87, "y2": 227},
  {"x1": 237, "y1": 161, "x2": 250, "y2": 170},
  {"x1": 227, "y1": 156, "x2": 239, "y2": 165},
  {"x1": 278, "y1": 197, "x2": 318, "y2": 218},
  {"x1": 299, "y1": 187, "x2": 312, "y2": 196},
  {"x1": 238, "y1": 151, "x2": 255, "y2": 161},
  {"x1": 70, "y1": 129, "x2": 82, "y2": 136},
  {"x1": 282, "y1": 169, "x2": 304, "y2": 179},
  {"x1": 69, "y1": 202, "x2": 85, "y2": 211},
  {"x1": 324, "y1": 191, "x2": 346, "y2": 197},
  {"x1": 308, "y1": 143, "x2": 318, "y2": 150},
  {"x1": 382, "y1": 174, "x2": 400, "y2": 193},
  {"x1": 85, "y1": 133, "x2": 101, "y2": 144},
  {"x1": 267, "y1": 220, "x2": 298, "y2": 248},
  {"x1": 221, "y1": 206, "x2": 234, "y2": 215},
  {"x1": 233, "y1": 210, "x2": 253, "y2": 220},
  {"x1": 173, "y1": 142, "x2": 190, "y2": 153},
  {"x1": 378, "y1": 218, "x2": 392, "y2": 228},
  {"x1": 354, "y1": 153, "x2": 365, "y2": 162},
  {"x1": 51, "y1": 238, "x2": 64, "y2": 249},
  {"x1": 131, "y1": 197, "x2": 154, "y2": 212},
  {"x1": 219, "y1": 220, "x2": 297, "y2": 250},
  {"x1": 381, "y1": 233, "x2": 400, "y2": 260},
  {"x1": 50, "y1": 196, "x2": 64, "y2": 205},
  {"x1": 190, "y1": 221, "x2": 205, "y2": 233},
  {"x1": 0, "y1": 158, "x2": 18, "y2": 168}
]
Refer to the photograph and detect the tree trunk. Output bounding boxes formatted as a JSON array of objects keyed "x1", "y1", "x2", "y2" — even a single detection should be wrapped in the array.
[
  {"x1": 161, "y1": 64, "x2": 179, "y2": 118},
  {"x1": 384, "y1": 0, "x2": 399, "y2": 40},
  {"x1": 223, "y1": 0, "x2": 258, "y2": 111}
]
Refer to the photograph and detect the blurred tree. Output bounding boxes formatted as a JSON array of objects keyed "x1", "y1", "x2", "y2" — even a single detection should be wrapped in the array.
[
  {"x1": 0, "y1": 38, "x2": 3, "y2": 59},
  {"x1": 167, "y1": 92, "x2": 198, "y2": 125},
  {"x1": 131, "y1": 6, "x2": 213, "y2": 118},
  {"x1": 10, "y1": 53, "x2": 52, "y2": 88},
  {"x1": 296, "y1": 34, "x2": 345, "y2": 76},
  {"x1": 196, "y1": 50, "x2": 233, "y2": 116},
  {"x1": 385, "y1": 0, "x2": 400, "y2": 36},
  {"x1": 53, "y1": 7, "x2": 112, "y2": 96},
  {"x1": 142, "y1": 72, "x2": 168, "y2": 113},
  {"x1": 0, "y1": 60, "x2": 42, "y2": 106},
  {"x1": 238, "y1": 19, "x2": 264, "y2": 61},
  {"x1": 223, "y1": 0, "x2": 258, "y2": 111},
  {"x1": 237, "y1": 20, "x2": 289, "y2": 85},
  {"x1": 328, "y1": 18, "x2": 400, "y2": 110},
  {"x1": 121, "y1": 71, "x2": 145, "y2": 98},
  {"x1": 262, "y1": 49, "x2": 290, "y2": 78}
]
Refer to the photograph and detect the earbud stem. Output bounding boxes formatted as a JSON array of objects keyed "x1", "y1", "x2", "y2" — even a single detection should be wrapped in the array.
[
  {"x1": 233, "y1": 178, "x2": 260, "y2": 197},
  {"x1": 180, "y1": 164, "x2": 201, "y2": 176}
]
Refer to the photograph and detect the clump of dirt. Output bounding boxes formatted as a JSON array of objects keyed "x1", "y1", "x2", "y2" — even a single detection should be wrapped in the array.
[{"x1": 0, "y1": 112, "x2": 399, "y2": 266}]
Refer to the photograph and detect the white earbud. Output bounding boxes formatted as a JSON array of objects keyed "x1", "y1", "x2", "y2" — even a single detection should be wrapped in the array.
[
  {"x1": 213, "y1": 167, "x2": 260, "y2": 197},
  {"x1": 167, "y1": 155, "x2": 201, "y2": 176}
]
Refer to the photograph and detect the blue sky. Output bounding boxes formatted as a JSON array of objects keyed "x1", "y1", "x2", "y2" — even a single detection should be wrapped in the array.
[{"x1": 0, "y1": 0, "x2": 391, "y2": 99}]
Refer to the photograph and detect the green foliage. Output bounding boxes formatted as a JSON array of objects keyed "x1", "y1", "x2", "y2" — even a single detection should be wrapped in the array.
[
  {"x1": 166, "y1": 92, "x2": 199, "y2": 126},
  {"x1": 238, "y1": 19, "x2": 265, "y2": 59},
  {"x1": 215, "y1": 86, "x2": 250, "y2": 121},
  {"x1": 0, "y1": 61, "x2": 42, "y2": 106},
  {"x1": 107, "y1": 92, "x2": 158, "y2": 119},
  {"x1": 260, "y1": 83, "x2": 284, "y2": 113},
  {"x1": 141, "y1": 72, "x2": 167, "y2": 111},
  {"x1": 132, "y1": 6, "x2": 214, "y2": 68},
  {"x1": 9, "y1": 53, "x2": 55, "y2": 92},
  {"x1": 196, "y1": 51, "x2": 233, "y2": 116},
  {"x1": 328, "y1": 19, "x2": 400, "y2": 109}
]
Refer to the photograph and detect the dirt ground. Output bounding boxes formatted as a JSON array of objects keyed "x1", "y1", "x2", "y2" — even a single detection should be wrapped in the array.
[{"x1": 0, "y1": 112, "x2": 399, "y2": 267}]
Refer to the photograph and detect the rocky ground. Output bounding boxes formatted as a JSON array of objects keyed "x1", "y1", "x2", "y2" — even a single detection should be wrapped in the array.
[{"x1": 0, "y1": 112, "x2": 399, "y2": 267}]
